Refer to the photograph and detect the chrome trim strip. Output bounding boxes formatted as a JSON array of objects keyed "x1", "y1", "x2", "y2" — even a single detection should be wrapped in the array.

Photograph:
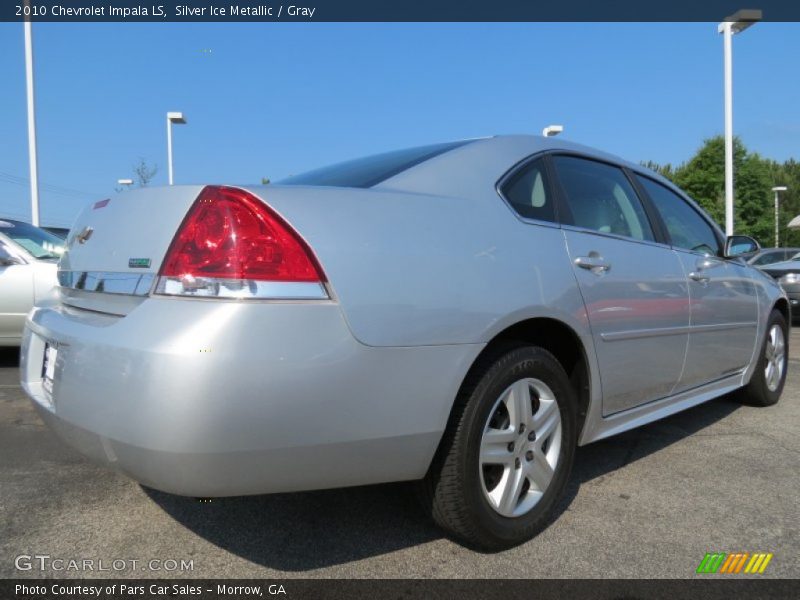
[
  {"x1": 58, "y1": 271, "x2": 155, "y2": 296},
  {"x1": 155, "y1": 276, "x2": 329, "y2": 300},
  {"x1": 560, "y1": 223, "x2": 674, "y2": 250},
  {"x1": 600, "y1": 321, "x2": 758, "y2": 342}
]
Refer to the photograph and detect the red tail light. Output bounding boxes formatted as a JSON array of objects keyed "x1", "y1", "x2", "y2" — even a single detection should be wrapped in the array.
[{"x1": 156, "y1": 186, "x2": 327, "y2": 299}]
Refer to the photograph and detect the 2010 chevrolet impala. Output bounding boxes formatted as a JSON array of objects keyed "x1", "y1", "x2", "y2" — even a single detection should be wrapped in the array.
[{"x1": 20, "y1": 136, "x2": 788, "y2": 550}]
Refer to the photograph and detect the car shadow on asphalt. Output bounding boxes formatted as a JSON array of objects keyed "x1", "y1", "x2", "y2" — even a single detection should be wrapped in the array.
[{"x1": 145, "y1": 395, "x2": 741, "y2": 570}]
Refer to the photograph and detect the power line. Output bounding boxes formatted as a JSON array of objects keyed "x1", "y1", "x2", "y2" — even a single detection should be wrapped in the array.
[{"x1": 0, "y1": 171, "x2": 101, "y2": 199}]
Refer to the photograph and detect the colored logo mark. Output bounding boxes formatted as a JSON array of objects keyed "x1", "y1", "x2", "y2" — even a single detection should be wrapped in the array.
[
  {"x1": 696, "y1": 552, "x2": 773, "y2": 574},
  {"x1": 128, "y1": 258, "x2": 152, "y2": 269}
]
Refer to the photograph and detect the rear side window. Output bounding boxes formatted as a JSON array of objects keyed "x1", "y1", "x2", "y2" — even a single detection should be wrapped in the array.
[
  {"x1": 279, "y1": 140, "x2": 472, "y2": 188},
  {"x1": 635, "y1": 175, "x2": 721, "y2": 256},
  {"x1": 552, "y1": 156, "x2": 655, "y2": 242},
  {"x1": 500, "y1": 158, "x2": 555, "y2": 222}
]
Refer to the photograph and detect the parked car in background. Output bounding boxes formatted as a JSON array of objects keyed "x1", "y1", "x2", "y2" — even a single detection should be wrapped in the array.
[
  {"x1": 761, "y1": 259, "x2": 800, "y2": 321},
  {"x1": 747, "y1": 247, "x2": 800, "y2": 267},
  {"x1": 42, "y1": 226, "x2": 70, "y2": 239},
  {"x1": 20, "y1": 136, "x2": 789, "y2": 550},
  {"x1": 0, "y1": 219, "x2": 63, "y2": 346}
]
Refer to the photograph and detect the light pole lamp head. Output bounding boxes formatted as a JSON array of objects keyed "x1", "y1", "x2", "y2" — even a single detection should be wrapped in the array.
[
  {"x1": 719, "y1": 9, "x2": 762, "y2": 34},
  {"x1": 772, "y1": 186, "x2": 788, "y2": 193},
  {"x1": 167, "y1": 111, "x2": 187, "y2": 125},
  {"x1": 117, "y1": 178, "x2": 133, "y2": 186},
  {"x1": 542, "y1": 125, "x2": 564, "y2": 137}
]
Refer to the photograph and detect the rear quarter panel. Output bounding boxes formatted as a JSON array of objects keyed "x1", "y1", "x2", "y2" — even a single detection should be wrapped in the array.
[{"x1": 245, "y1": 184, "x2": 589, "y2": 348}]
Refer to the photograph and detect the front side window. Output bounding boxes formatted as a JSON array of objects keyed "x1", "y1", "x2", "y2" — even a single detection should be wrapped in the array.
[
  {"x1": 552, "y1": 156, "x2": 655, "y2": 242},
  {"x1": 500, "y1": 158, "x2": 555, "y2": 222},
  {"x1": 635, "y1": 175, "x2": 721, "y2": 256}
]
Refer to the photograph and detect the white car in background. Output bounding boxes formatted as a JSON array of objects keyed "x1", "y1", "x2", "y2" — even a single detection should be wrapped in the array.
[{"x1": 0, "y1": 219, "x2": 63, "y2": 346}]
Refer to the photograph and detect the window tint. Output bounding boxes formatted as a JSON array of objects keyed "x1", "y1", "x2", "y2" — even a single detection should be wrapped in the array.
[
  {"x1": 553, "y1": 156, "x2": 655, "y2": 242},
  {"x1": 501, "y1": 158, "x2": 555, "y2": 222},
  {"x1": 279, "y1": 140, "x2": 472, "y2": 188},
  {"x1": 635, "y1": 176, "x2": 721, "y2": 256}
]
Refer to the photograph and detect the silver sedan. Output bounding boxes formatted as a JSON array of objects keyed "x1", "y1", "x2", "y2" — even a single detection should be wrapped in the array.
[
  {"x1": 0, "y1": 219, "x2": 61, "y2": 346},
  {"x1": 20, "y1": 136, "x2": 788, "y2": 550}
]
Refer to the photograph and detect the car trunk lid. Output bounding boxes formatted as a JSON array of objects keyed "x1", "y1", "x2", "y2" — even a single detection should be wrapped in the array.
[{"x1": 57, "y1": 185, "x2": 204, "y2": 314}]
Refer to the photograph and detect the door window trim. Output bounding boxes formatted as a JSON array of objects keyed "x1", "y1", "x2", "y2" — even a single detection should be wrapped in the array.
[
  {"x1": 495, "y1": 151, "x2": 563, "y2": 229},
  {"x1": 545, "y1": 151, "x2": 672, "y2": 249}
]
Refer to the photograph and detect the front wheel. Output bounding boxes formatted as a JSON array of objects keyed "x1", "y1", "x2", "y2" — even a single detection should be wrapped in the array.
[
  {"x1": 422, "y1": 346, "x2": 577, "y2": 550},
  {"x1": 737, "y1": 309, "x2": 788, "y2": 407}
]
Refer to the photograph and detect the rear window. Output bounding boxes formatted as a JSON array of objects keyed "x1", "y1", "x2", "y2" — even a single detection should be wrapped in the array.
[{"x1": 279, "y1": 140, "x2": 472, "y2": 188}]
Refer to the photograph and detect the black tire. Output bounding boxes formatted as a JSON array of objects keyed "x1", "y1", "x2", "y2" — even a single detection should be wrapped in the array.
[
  {"x1": 736, "y1": 309, "x2": 788, "y2": 407},
  {"x1": 421, "y1": 345, "x2": 577, "y2": 550}
]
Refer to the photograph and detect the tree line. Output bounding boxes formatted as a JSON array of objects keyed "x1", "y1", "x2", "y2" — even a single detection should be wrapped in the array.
[{"x1": 643, "y1": 136, "x2": 800, "y2": 248}]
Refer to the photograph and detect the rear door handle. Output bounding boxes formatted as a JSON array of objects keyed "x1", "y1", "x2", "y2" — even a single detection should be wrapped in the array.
[
  {"x1": 574, "y1": 254, "x2": 611, "y2": 273},
  {"x1": 689, "y1": 272, "x2": 710, "y2": 283}
]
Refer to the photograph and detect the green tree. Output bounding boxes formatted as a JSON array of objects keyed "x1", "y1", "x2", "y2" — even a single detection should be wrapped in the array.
[
  {"x1": 773, "y1": 159, "x2": 800, "y2": 247},
  {"x1": 649, "y1": 136, "x2": 775, "y2": 246},
  {"x1": 639, "y1": 160, "x2": 675, "y2": 180}
]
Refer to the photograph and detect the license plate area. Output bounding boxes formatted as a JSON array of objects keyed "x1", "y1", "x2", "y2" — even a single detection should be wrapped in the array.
[{"x1": 42, "y1": 342, "x2": 58, "y2": 396}]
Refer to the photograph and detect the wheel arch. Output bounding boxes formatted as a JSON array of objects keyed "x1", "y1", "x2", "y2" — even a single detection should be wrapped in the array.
[
  {"x1": 773, "y1": 297, "x2": 790, "y2": 327},
  {"x1": 447, "y1": 317, "x2": 594, "y2": 443}
]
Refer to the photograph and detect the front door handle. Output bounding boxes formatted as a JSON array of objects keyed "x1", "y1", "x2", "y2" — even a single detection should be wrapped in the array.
[
  {"x1": 575, "y1": 254, "x2": 611, "y2": 274},
  {"x1": 689, "y1": 271, "x2": 710, "y2": 283},
  {"x1": 690, "y1": 257, "x2": 721, "y2": 283}
]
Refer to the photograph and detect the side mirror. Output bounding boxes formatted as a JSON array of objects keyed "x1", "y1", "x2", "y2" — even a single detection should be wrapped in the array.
[
  {"x1": 0, "y1": 247, "x2": 24, "y2": 267},
  {"x1": 0, "y1": 256, "x2": 23, "y2": 267},
  {"x1": 725, "y1": 235, "x2": 760, "y2": 258}
]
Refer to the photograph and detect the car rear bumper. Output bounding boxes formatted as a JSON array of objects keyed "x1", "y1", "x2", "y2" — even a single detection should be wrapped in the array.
[{"x1": 21, "y1": 295, "x2": 482, "y2": 496}]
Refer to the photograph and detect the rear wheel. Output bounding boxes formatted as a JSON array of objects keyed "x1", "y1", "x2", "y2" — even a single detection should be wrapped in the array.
[
  {"x1": 422, "y1": 346, "x2": 577, "y2": 550},
  {"x1": 737, "y1": 309, "x2": 788, "y2": 407}
]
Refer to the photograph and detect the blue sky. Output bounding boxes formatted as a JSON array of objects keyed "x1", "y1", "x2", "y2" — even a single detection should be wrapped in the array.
[{"x1": 0, "y1": 22, "x2": 797, "y2": 227}]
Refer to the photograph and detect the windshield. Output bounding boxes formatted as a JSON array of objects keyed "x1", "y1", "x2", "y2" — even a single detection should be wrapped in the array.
[{"x1": 0, "y1": 219, "x2": 66, "y2": 259}]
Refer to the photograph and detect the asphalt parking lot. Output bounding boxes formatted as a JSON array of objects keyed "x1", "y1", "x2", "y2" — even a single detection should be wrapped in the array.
[{"x1": 1, "y1": 333, "x2": 798, "y2": 579}]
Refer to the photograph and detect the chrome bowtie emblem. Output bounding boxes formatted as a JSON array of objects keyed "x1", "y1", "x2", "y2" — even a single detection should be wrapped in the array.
[{"x1": 75, "y1": 226, "x2": 93, "y2": 245}]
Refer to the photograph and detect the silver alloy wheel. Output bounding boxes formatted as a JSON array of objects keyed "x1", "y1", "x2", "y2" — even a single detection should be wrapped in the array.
[
  {"x1": 764, "y1": 324, "x2": 786, "y2": 392},
  {"x1": 479, "y1": 378, "x2": 562, "y2": 518}
]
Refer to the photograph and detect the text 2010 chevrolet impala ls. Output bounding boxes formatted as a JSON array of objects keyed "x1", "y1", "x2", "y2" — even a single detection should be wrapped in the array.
[{"x1": 21, "y1": 136, "x2": 788, "y2": 549}]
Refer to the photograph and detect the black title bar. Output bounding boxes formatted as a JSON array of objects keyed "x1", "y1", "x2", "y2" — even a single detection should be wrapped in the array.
[
  {"x1": 3, "y1": 579, "x2": 800, "y2": 600},
  {"x1": 4, "y1": 0, "x2": 800, "y2": 22}
]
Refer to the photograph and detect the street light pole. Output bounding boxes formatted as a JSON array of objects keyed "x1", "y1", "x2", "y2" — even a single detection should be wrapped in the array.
[
  {"x1": 23, "y1": 11, "x2": 40, "y2": 226},
  {"x1": 166, "y1": 111, "x2": 187, "y2": 185},
  {"x1": 721, "y1": 20, "x2": 734, "y2": 237},
  {"x1": 718, "y1": 9, "x2": 761, "y2": 237},
  {"x1": 772, "y1": 186, "x2": 788, "y2": 247}
]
